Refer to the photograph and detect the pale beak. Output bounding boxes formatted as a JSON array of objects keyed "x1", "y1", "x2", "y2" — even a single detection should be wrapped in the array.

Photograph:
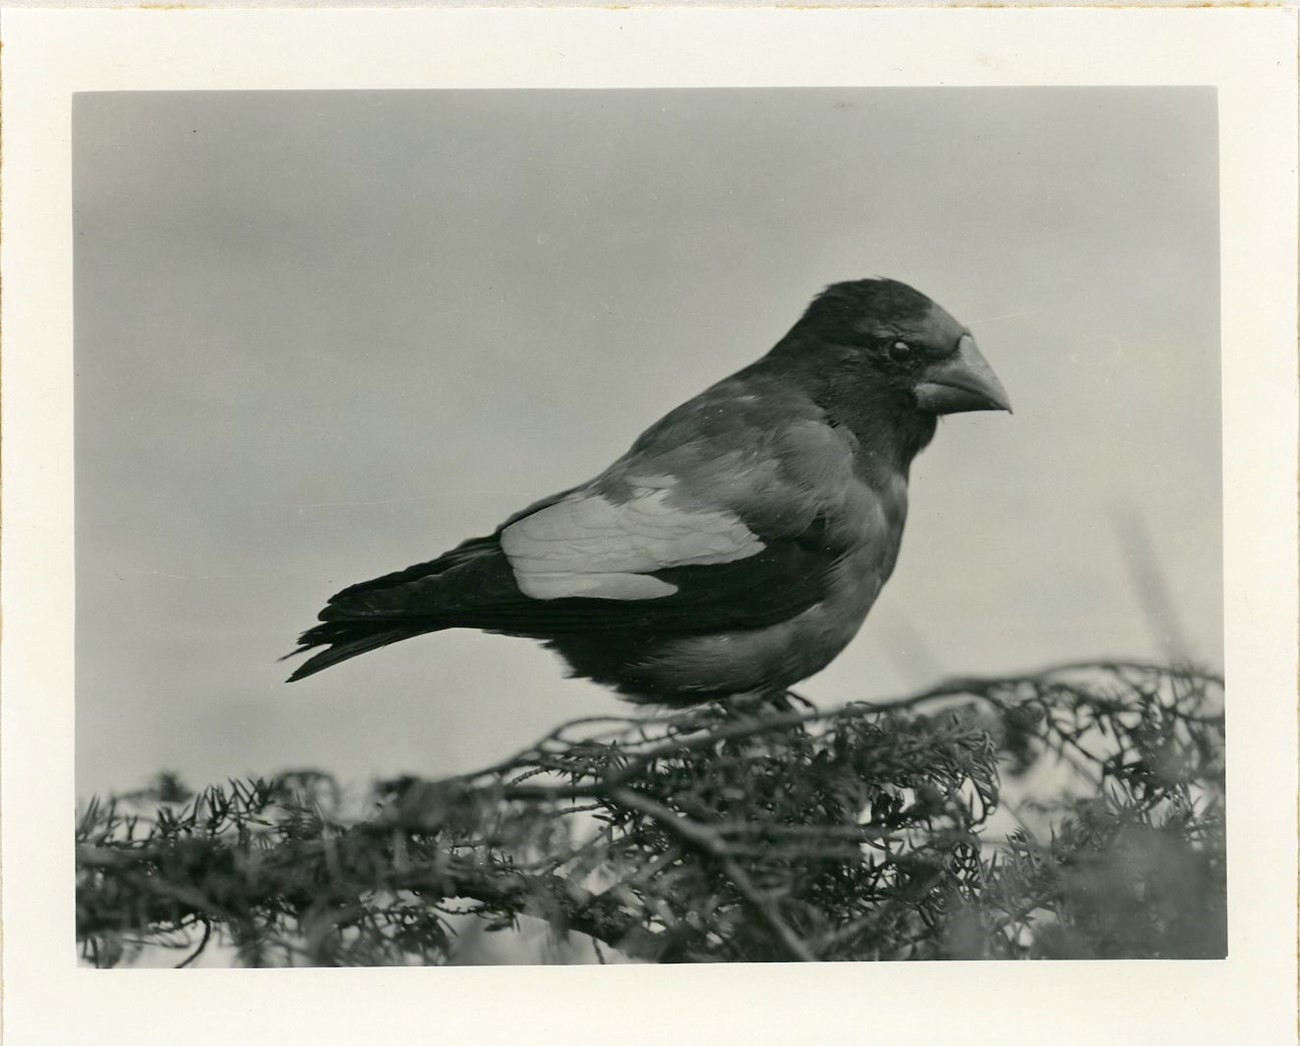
[{"x1": 913, "y1": 334, "x2": 1012, "y2": 415}]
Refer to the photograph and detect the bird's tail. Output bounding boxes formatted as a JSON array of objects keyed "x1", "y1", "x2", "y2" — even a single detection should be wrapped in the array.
[
  {"x1": 285, "y1": 534, "x2": 503, "y2": 681},
  {"x1": 283, "y1": 620, "x2": 435, "y2": 682}
]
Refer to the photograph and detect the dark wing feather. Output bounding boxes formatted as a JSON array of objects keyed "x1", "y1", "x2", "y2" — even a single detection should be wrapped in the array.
[{"x1": 316, "y1": 516, "x2": 835, "y2": 635}]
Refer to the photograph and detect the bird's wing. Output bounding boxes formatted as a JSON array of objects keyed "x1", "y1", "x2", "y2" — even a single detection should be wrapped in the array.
[
  {"x1": 308, "y1": 404, "x2": 860, "y2": 639},
  {"x1": 310, "y1": 489, "x2": 834, "y2": 639},
  {"x1": 287, "y1": 383, "x2": 895, "y2": 682}
]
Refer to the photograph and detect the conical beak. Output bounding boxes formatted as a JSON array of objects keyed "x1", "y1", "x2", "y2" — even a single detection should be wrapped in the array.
[{"x1": 913, "y1": 334, "x2": 1012, "y2": 415}]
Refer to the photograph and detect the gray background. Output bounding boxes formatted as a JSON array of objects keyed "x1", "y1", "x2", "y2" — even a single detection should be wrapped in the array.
[{"x1": 74, "y1": 88, "x2": 1220, "y2": 798}]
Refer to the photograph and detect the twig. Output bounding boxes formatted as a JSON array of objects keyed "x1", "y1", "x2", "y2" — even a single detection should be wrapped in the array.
[
  {"x1": 175, "y1": 919, "x2": 213, "y2": 969},
  {"x1": 608, "y1": 787, "x2": 818, "y2": 962}
]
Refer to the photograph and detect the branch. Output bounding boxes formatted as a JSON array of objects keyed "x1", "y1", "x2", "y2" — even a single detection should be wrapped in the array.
[{"x1": 78, "y1": 661, "x2": 1225, "y2": 965}]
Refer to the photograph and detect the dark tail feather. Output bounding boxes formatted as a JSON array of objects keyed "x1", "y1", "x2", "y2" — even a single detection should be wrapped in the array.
[{"x1": 283, "y1": 621, "x2": 435, "y2": 682}]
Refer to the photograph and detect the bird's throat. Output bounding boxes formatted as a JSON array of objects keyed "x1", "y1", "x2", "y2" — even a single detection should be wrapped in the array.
[{"x1": 827, "y1": 384, "x2": 938, "y2": 480}]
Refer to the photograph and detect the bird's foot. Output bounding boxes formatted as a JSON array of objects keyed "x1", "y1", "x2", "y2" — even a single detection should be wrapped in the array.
[{"x1": 726, "y1": 689, "x2": 816, "y2": 717}]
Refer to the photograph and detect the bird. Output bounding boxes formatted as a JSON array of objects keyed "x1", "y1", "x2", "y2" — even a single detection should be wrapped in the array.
[{"x1": 286, "y1": 277, "x2": 1010, "y2": 705}]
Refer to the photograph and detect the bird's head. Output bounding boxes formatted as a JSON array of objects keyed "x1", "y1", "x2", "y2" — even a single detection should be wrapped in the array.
[{"x1": 768, "y1": 277, "x2": 1012, "y2": 423}]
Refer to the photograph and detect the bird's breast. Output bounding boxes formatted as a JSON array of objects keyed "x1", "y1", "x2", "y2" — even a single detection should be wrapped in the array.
[
  {"x1": 626, "y1": 548, "x2": 891, "y2": 698},
  {"x1": 621, "y1": 483, "x2": 904, "y2": 699}
]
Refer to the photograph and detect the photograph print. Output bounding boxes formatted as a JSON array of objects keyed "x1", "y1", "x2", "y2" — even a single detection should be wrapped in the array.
[{"x1": 74, "y1": 86, "x2": 1224, "y2": 967}]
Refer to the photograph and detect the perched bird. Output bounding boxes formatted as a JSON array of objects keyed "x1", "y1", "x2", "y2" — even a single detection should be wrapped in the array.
[{"x1": 287, "y1": 278, "x2": 1010, "y2": 704}]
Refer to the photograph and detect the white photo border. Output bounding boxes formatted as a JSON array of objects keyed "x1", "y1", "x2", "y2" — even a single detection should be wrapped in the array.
[{"x1": 2, "y1": 8, "x2": 1296, "y2": 1044}]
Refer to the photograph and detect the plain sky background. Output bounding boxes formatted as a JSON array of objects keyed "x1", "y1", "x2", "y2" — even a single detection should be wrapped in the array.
[{"x1": 74, "y1": 88, "x2": 1220, "y2": 798}]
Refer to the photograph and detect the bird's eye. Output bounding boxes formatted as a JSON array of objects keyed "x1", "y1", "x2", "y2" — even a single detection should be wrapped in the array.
[{"x1": 888, "y1": 340, "x2": 913, "y2": 363}]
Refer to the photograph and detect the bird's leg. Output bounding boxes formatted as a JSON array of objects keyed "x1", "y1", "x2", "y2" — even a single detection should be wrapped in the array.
[
  {"x1": 726, "y1": 688, "x2": 816, "y2": 717},
  {"x1": 783, "y1": 689, "x2": 817, "y2": 712}
]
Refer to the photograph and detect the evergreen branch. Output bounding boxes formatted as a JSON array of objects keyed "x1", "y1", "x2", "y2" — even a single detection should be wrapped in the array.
[{"x1": 77, "y1": 661, "x2": 1225, "y2": 966}]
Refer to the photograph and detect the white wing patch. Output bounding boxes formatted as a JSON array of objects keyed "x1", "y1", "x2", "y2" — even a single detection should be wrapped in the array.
[{"x1": 500, "y1": 488, "x2": 765, "y2": 601}]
